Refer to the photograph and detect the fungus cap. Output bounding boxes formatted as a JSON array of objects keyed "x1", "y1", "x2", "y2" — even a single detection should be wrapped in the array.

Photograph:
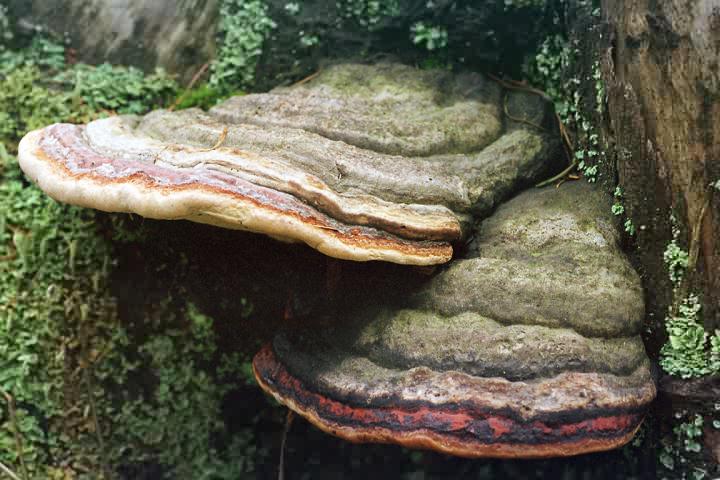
[
  {"x1": 253, "y1": 182, "x2": 656, "y2": 458},
  {"x1": 18, "y1": 63, "x2": 558, "y2": 265}
]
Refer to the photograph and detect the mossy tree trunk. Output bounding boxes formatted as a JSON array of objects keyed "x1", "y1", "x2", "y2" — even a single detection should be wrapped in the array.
[{"x1": 600, "y1": 0, "x2": 719, "y2": 336}]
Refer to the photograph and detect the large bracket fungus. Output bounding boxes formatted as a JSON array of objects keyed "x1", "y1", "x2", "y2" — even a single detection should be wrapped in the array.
[
  {"x1": 253, "y1": 182, "x2": 656, "y2": 458},
  {"x1": 17, "y1": 61, "x2": 653, "y2": 460},
  {"x1": 19, "y1": 63, "x2": 558, "y2": 265}
]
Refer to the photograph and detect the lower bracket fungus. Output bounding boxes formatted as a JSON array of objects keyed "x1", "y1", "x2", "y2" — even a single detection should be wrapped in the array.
[
  {"x1": 253, "y1": 182, "x2": 656, "y2": 458},
  {"x1": 18, "y1": 63, "x2": 558, "y2": 265}
]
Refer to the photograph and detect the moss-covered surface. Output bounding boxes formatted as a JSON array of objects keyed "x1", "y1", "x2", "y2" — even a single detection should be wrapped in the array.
[
  {"x1": 0, "y1": 34, "x2": 283, "y2": 478},
  {"x1": 1, "y1": 152, "x2": 116, "y2": 477}
]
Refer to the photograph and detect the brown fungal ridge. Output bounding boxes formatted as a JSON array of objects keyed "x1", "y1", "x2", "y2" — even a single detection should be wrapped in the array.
[
  {"x1": 325, "y1": 312, "x2": 649, "y2": 381},
  {"x1": 48, "y1": 124, "x2": 454, "y2": 242},
  {"x1": 210, "y1": 63, "x2": 506, "y2": 158},
  {"x1": 268, "y1": 336, "x2": 654, "y2": 424},
  {"x1": 98, "y1": 114, "x2": 464, "y2": 243},
  {"x1": 166, "y1": 118, "x2": 464, "y2": 242},
  {"x1": 20, "y1": 124, "x2": 453, "y2": 264},
  {"x1": 253, "y1": 345, "x2": 645, "y2": 458},
  {"x1": 278, "y1": 368, "x2": 652, "y2": 427}
]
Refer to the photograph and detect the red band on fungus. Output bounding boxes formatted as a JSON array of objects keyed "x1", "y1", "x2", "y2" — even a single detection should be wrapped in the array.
[{"x1": 253, "y1": 345, "x2": 645, "y2": 459}]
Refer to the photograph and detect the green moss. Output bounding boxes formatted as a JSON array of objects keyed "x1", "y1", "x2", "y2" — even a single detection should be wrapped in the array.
[
  {"x1": 173, "y1": 83, "x2": 240, "y2": 110},
  {"x1": 209, "y1": 0, "x2": 276, "y2": 94},
  {"x1": 0, "y1": 36, "x2": 263, "y2": 477},
  {"x1": 97, "y1": 302, "x2": 261, "y2": 478},
  {"x1": 1, "y1": 141, "x2": 261, "y2": 480},
  {"x1": 0, "y1": 39, "x2": 177, "y2": 148},
  {"x1": 0, "y1": 66, "x2": 94, "y2": 148},
  {"x1": 53, "y1": 63, "x2": 178, "y2": 115},
  {"x1": 0, "y1": 153, "x2": 118, "y2": 477}
]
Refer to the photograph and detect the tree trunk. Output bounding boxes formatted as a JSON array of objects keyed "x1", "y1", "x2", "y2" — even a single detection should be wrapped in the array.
[
  {"x1": 601, "y1": 0, "x2": 719, "y2": 337},
  {"x1": 9, "y1": 0, "x2": 219, "y2": 81}
]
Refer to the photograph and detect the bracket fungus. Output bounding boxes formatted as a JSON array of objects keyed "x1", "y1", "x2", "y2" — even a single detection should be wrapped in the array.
[
  {"x1": 18, "y1": 63, "x2": 558, "y2": 265},
  {"x1": 253, "y1": 182, "x2": 656, "y2": 458},
  {"x1": 17, "y1": 61, "x2": 653, "y2": 460}
]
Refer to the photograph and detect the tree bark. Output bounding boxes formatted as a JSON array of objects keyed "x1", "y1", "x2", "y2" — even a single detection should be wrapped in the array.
[{"x1": 601, "y1": 0, "x2": 719, "y2": 337}]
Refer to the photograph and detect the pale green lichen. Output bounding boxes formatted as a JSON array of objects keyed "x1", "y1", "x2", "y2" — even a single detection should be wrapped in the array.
[
  {"x1": 660, "y1": 211, "x2": 719, "y2": 379},
  {"x1": 524, "y1": 29, "x2": 607, "y2": 184},
  {"x1": 664, "y1": 216, "x2": 689, "y2": 286},
  {"x1": 659, "y1": 412, "x2": 714, "y2": 477},
  {"x1": 660, "y1": 295, "x2": 712, "y2": 378}
]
